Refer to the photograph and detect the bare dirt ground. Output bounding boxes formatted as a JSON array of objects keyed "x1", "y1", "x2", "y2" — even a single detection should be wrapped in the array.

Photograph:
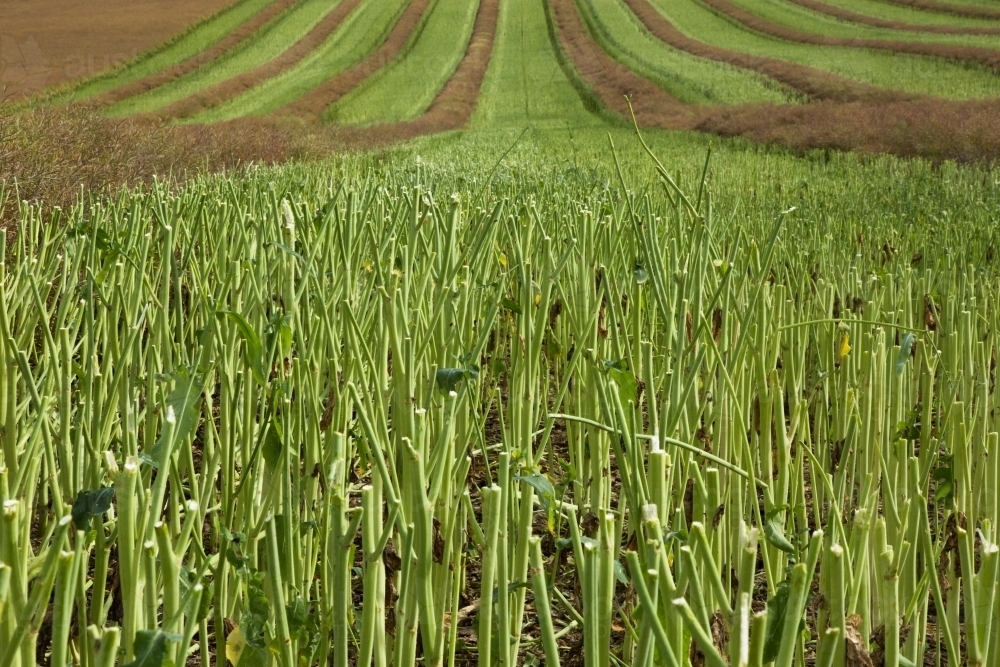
[
  {"x1": 0, "y1": 0, "x2": 234, "y2": 100},
  {"x1": 785, "y1": 0, "x2": 1000, "y2": 35},
  {"x1": 157, "y1": 0, "x2": 365, "y2": 120}
]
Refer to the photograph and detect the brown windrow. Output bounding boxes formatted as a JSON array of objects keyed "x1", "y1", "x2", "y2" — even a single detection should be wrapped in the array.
[
  {"x1": 276, "y1": 0, "x2": 434, "y2": 119},
  {"x1": 321, "y1": 0, "x2": 502, "y2": 144},
  {"x1": 622, "y1": 0, "x2": 911, "y2": 102},
  {"x1": 698, "y1": 0, "x2": 1000, "y2": 71},
  {"x1": 153, "y1": 0, "x2": 366, "y2": 119},
  {"x1": 877, "y1": 0, "x2": 1000, "y2": 21},
  {"x1": 92, "y1": 0, "x2": 300, "y2": 106},
  {"x1": 785, "y1": 0, "x2": 1000, "y2": 36}
]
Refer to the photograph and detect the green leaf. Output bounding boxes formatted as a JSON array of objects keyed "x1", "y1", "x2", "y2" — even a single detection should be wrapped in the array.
[
  {"x1": 613, "y1": 560, "x2": 630, "y2": 585},
  {"x1": 146, "y1": 368, "x2": 204, "y2": 469},
  {"x1": 633, "y1": 261, "x2": 648, "y2": 285},
  {"x1": 501, "y1": 297, "x2": 522, "y2": 315},
  {"x1": 122, "y1": 630, "x2": 182, "y2": 667},
  {"x1": 435, "y1": 365, "x2": 478, "y2": 392},
  {"x1": 603, "y1": 359, "x2": 638, "y2": 405},
  {"x1": 240, "y1": 572, "x2": 271, "y2": 650},
  {"x1": 895, "y1": 333, "x2": 916, "y2": 376},
  {"x1": 262, "y1": 421, "x2": 284, "y2": 471},
  {"x1": 515, "y1": 474, "x2": 557, "y2": 533},
  {"x1": 763, "y1": 508, "x2": 796, "y2": 554},
  {"x1": 71, "y1": 487, "x2": 114, "y2": 530},
  {"x1": 219, "y1": 311, "x2": 266, "y2": 386},
  {"x1": 286, "y1": 597, "x2": 309, "y2": 635},
  {"x1": 934, "y1": 455, "x2": 954, "y2": 507},
  {"x1": 762, "y1": 579, "x2": 791, "y2": 663},
  {"x1": 237, "y1": 645, "x2": 269, "y2": 667}
]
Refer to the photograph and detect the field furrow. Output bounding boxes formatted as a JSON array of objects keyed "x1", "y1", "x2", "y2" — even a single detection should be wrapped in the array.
[
  {"x1": 106, "y1": 0, "x2": 346, "y2": 116},
  {"x1": 69, "y1": 0, "x2": 280, "y2": 101},
  {"x1": 820, "y1": 0, "x2": 1000, "y2": 26},
  {"x1": 276, "y1": 0, "x2": 434, "y2": 119},
  {"x1": 645, "y1": 0, "x2": 1000, "y2": 98},
  {"x1": 154, "y1": 0, "x2": 365, "y2": 119},
  {"x1": 623, "y1": 0, "x2": 907, "y2": 101},
  {"x1": 701, "y1": 0, "x2": 1000, "y2": 66},
  {"x1": 576, "y1": 0, "x2": 797, "y2": 105},
  {"x1": 784, "y1": 0, "x2": 1000, "y2": 33},
  {"x1": 326, "y1": 0, "x2": 481, "y2": 125},
  {"x1": 193, "y1": 0, "x2": 411, "y2": 121}
]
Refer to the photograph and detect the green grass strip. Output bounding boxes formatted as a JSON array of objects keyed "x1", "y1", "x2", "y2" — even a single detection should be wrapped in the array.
[
  {"x1": 647, "y1": 0, "x2": 1000, "y2": 99},
  {"x1": 70, "y1": 0, "x2": 276, "y2": 101},
  {"x1": 327, "y1": 0, "x2": 480, "y2": 125},
  {"x1": 473, "y1": 0, "x2": 599, "y2": 129},
  {"x1": 194, "y1": 0, "x2": 410, "y2": 121},
  {"x1": 107, "y1": 0, "x2": 344, "y2": 116},
  {"x1": 578, "y1": 0, "x2": 796, "y2": 105}
]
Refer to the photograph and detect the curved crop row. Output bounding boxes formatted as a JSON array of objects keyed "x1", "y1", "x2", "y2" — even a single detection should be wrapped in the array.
[
  {"x1": 784, "y1": 0, "x2": 1000, "y2": 33},
  {"x1": 701, "y1": 0, "x2": 1000, "y2": 71},
  {"x1": 327, "y1": 0, "x2": 481, "y2": 125},
  {"x1": 70, "y1": 0, "x2": 279, "y2": 101},
  {"x1": 724, "y1": 0, "x2": 1000, "y2": 48},
  {"x1": 621, "y1": 0, "x2": 906, "y2": 101},
  {"x1": 276, "y1": 0, "x2": 435, "y2": 119},
  {"x1": 878, "y1": 0, "x2": 1000, "y2": 20},
  {"x1": 643, "y1": 0, "x2": 1000, "y2": 99},
  {"x1": 194, "y1": 0, "x2": 411, "y2": 122},
  {"x1": 576, "y1": 0, "x2": 797, "y2": 105},
  {"x1": 153, "y1": 0, "x2": 366, "y2": 119},
  {"x1": 107, "y1": 0, "x2": 348, "y2": 116}
]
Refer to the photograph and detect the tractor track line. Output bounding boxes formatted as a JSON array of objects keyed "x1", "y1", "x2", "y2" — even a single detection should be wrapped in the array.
[
  {"x1": 156, "y1": 0, "x2": 365, "y2": 119},
  {"x1": 622, "y1": 0, "x2": 910, "y2": 102},
  {"x1": 276, "y1": 0, "x2": 434, "y2": 119},
  {"x1": 93, "y1": 0, "x2": 300, "y2": 106},
  {"x1": 877, "y1": 0, "x2": 1000, "y2": 21}
]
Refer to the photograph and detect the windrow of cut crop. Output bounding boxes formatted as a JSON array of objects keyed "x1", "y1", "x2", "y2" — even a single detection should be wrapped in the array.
[
  {"x1": 320, "y1": 0, "x2": 501, "y2": 144},
  {"x1": 621, "y1": 0, "x2": 908, "y2": 102},
  {"x1": 695, "y1": 95, "x2": 1000, "y2": 162},
  {"x1": 880, "y1": 0, "x2": 1000, "y2": 20},
  {"x1": 90, "y1": 0, "x2": 301, "y2": 106},
  {"x1": 277, "y1": 0, "x2": 435, "y2": 119},
  {"x1": 786, "y1": 0, "x2": 1000, "y2": 34},
  {"x1": 153, "y1": 0, "x2": 366, "y2": 119},
  {"x1": 547, "y1": 0, "x2": 697, "y2": 128},
  {"x1": 699, "y1": 0, "x2": 1000, "y2": 71}
]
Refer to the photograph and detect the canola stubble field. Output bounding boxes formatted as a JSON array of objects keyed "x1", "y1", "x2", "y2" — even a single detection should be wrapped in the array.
[{"x1": 4, "y1": 0, "x2": 1000, "y2": 666}]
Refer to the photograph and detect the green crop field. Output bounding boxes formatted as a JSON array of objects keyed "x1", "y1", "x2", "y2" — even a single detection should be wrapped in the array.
[{"x1": 5, "y1": 0, "x2": 1000, "y2": 666}]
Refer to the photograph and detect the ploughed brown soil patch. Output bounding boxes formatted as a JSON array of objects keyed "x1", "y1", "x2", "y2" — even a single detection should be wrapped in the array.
[
  {"x1": 550, "y1": 0, "x2": 696, "y2": 127},
  {"x1": 1, "y1": 0, "x2": 234, "y2": 100},
  {"x1": 700, "y1": 0, "x2": 1000, "y2": 71},
  {"x1": 881, "y1": 0, "x2": 1000, "y2": 20},
  {"x1": 787, "y1": 0, "x2": 1000, "y2": 34},
  {"x1": 91, "y1": 0, "x2": 300, "y2": 106},
  {"x1": 555, "y1": 0, "x2": 1000, "y2": 162},
  {"x1": 321, "y1": 0, "x2": 501, "y2": 143},
  {"x1": 278, "y1": 0, "x2": 434, "y2": 119},
  {"x1": 156, "y1": 0, "x2": 365, "y2": 119},
  {"x1": 623, "y1": 0, "x2": 909, "y2": 102}
]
